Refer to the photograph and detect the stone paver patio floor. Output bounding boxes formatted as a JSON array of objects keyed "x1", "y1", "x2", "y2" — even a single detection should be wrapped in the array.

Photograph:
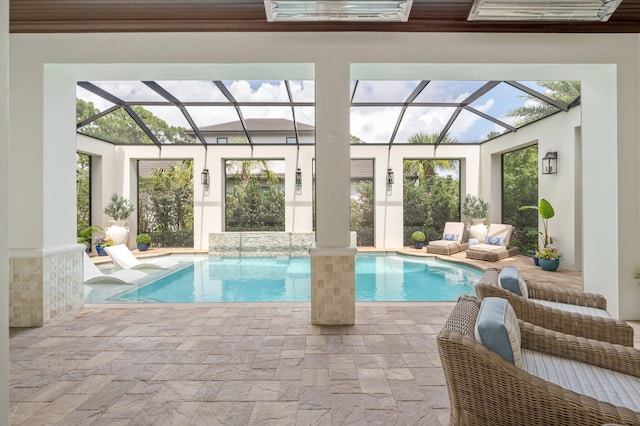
[
  {"x1": 10, "y1": 251, "x2": 640, "y2": 425},
  {"x1": 11, "y1": 302, "x2": 454, "y2": 425}
]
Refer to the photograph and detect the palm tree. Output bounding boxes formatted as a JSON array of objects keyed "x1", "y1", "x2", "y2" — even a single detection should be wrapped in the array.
[
  {"x1": 225, "y1": 137, "x2": 279, "y2": 184},
  {"x1": 508, "y1": 81, "x2": 581, "y2": 126},
  {"x1": 404, "y1": 131, "x2": 459, "y2": 180}
]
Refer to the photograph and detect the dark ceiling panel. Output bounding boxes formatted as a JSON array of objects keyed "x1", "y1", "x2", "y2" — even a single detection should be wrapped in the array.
[{"x1": 9, "y1": 0, "x2": 640, "y2": 33}]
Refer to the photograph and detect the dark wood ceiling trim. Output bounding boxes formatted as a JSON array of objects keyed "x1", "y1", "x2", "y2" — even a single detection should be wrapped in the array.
[{"x1": 10, "y1": 0, "x2": 640, "y2": 33}]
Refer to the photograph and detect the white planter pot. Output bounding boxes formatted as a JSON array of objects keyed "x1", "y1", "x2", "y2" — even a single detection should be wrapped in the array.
[
  {"x1": 468, "y1": 219, "x2": 488, "y2": 242},
  {"x1": 105, "y1": 221, "x2": 129, "y2": 245}
]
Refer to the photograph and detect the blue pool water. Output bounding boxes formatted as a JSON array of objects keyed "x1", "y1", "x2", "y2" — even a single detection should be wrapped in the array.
[{"x1": 115, "y1": 254, "x2": 480, "y2": 303}]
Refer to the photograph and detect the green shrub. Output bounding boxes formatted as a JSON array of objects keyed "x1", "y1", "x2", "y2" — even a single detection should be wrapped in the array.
[
  {"x1": 411, "y1": 231, "x2": 426, "y2": 242},
  {"x1": 136, "y1": 233, "x2": 152, "y2": 245}
]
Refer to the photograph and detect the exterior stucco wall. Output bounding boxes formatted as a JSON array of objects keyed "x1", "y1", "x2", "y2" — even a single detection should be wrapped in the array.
[{"x1": 481, "y1": 107, "x2": 582, "y2": 271}]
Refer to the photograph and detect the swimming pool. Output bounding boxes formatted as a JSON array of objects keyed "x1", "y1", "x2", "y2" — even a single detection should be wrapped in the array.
[{"x1": 112, "y1": 254, "x2": 480, "y2": 303}]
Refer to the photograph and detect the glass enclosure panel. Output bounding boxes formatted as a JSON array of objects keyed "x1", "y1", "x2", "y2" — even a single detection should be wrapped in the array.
[
  {"x1": 77, "y1": 86, "x2": 116, "y2": 114},
  {"x1": 446, "y1": 109, "x2": 508, "y2": 144},
  {"x1": 413, "y1": 81, "x2": 487, "y2": 103},
  {"x1": 223, "y1": 80, "x2": 290, "y2": 102},
  {"x1": 90, "y1": 81, "x2": 166, "y2": 102},
  {"x1": 138, "y1": 160, "x2": 194, "y2": 247},
  {"x1": 76, "y1": 153, "x2": 93, "y2": 250},
  {"x1": 156, "y1": 80, "x2": 228, "y2": 102},
  {"x1": 78, "y1": 110, "x2": 155, "y2": 144},
  {"x1": 186, "y1": 105, "x2": 241, "y2": 130},
  {"x1": 350, "y1": 106, "x2": 403, "y2": 144},
  {"x1": 140, "y1": 106, "x2": 196, "y2": 144},
  {"x1": 403, "y1": 159, "x2": 461, "y2": 245},
  {"x1": 224, "y1": 159, "x2": 285, "y2": 231},
  {"x1": 288, "y1": 80, "x2": 315, "y2": 102},
  {"x1": 350, "y1": 159, "x2": 374, "y2": 246},
  {"x1": 352, "y1": 80, "x2": 421, "y2": 103},
  {"x1": 394, "y1": 107, "x2": 456, "y2": 144},
  {"x1": 517, "y1": 80, "x2": 580, "y2": 105},
  {"x1": 502, "y1": 145, "x2": 539, "y2": 254},
  {"x1": 240, "y1": 106, "x2": 294, "y2": 123},
  {"x1": 293, "y1": 106, "x2": 315, "y2": 126},
  {"x1": 469, "y1": 82, "x2": 559, "y2": 128}
]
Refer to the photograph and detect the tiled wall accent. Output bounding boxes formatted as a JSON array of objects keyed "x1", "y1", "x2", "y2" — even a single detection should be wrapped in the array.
[
  {"x1": 310, "y1": 254, "x2": 355, "y2": 325},
  {"x1": 209, "y1": 232, "x2": 357, "y2": 257},
  {"x1": 9, "y1": 257, "x2": 44, "y2": 327},
  {"x1": 44, "y1": 249, "x2": 83, "y2": 323},
  {"x1": 10, "y1": 248, "x2": 83, "y2": 327}
]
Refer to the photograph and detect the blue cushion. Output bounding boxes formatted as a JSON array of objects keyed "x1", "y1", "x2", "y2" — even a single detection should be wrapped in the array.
[
  {"x1": 475, "y1": 297, "x2": 522, "y2": 368},
  {"x1": 499, "y1": 266, "x2": 528, "y2": 298},
  {"x1": 485, "y1": 236, "x2": 505, "y2": 246},
  {"x1": 443, "y1": 233, "x2": 458, "y2": 241}
]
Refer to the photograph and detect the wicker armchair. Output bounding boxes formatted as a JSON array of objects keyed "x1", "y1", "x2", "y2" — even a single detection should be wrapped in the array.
[
  {"x1": 437, "y1": 296, "x2": 640, "y2": 426},
  {"x1": 476, "y1": 268, "x2": 634, "y2": 346}
]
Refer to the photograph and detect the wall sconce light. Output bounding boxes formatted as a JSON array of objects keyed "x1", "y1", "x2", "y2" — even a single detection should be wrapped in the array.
[
  {"x1": 295, "y1": 168, "x2": 302, "y2": 186},
  {"x1": 541, "y1": 150, "x2": 558, "y2": 175},
  {"x1": 201, "y1": 168, "x2": 210, "y2": 185},
  {"x1": 386, "y1": 168, "x2": 394, "y2": 185}
]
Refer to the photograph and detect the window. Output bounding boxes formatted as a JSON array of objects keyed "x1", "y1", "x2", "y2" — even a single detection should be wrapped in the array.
[
  {"x1": 403, "y1": 158, "x2": 460, "y2": 244},
  {"x1": 286, "y1": 137, "x2": 297, "y2": 144},
  {"x1": 217, "y1": 137, "x2": 228, "y2": 144},
  {"x1": 502, "y1": 145, "x2": 538, "y2": 253}
]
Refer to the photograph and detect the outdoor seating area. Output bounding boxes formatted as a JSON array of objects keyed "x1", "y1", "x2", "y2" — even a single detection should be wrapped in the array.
[
  {"x1": 422, "y1": 222, "x2": 519, "y2": 262},
  {"x1": 437, "y1": 295, "x2": 640, "y2": 426}
]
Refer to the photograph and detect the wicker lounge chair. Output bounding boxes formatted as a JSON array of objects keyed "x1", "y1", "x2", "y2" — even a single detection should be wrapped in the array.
[
  {"x1": 465, "y1": 223, "x2": 519, "y2": 261},
  {"x1": 426, "y1": 222, "x2": 468, "y2": 255},
  {"x1": 437, "y1": 296, "x2": 640, "y2": 426},
  {"x1": 476, "y1": 267, "x2": 634, "y2": 346}
]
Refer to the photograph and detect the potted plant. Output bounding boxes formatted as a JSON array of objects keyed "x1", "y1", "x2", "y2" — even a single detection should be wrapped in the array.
[
  {"x1": 77, "y1": 224, "x2": 103, "y2": 252},
  {"x1": 103, "y1": 193, "x2": 135, "y2": 245},
  {"x1": 519, "y1": 198, "x2": 555, "y2": 266},
  {"x1": 463, "y1": 194, "x2": 489, "y2": 241},
  {"x1": 535, "y1": 247, "x2": 563, "y2": 271},
  {"x1": 411, "y1": 231, "x2": 426, "y2": 249},
  {"x1": 94, "y1": 235, "x2": 113, "y2": 256},
  {"x1": 136, "y1": 233, "x2": 152, "y2": 251}
]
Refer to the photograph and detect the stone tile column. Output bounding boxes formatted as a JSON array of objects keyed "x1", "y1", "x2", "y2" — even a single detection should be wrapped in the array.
[{"x1": 310, "y1": 247, "x2": 356, "y2": 325}]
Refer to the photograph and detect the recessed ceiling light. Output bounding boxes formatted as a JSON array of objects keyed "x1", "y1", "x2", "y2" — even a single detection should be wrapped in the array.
[
  {"x1": 264, "y1": 0, "x2": 413, "y2": 22},
  {"x1": 468, "y1": 0, "x2": 623, "y2": 22}
]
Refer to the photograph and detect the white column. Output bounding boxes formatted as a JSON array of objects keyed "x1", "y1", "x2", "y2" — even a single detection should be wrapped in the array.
[
  {"x1": 0, "y1": 0, "x2": 10, "y2": 420},
  {"x1": 310, "y1": 59, "x2": 356, "y2": 325},
  {"x1": 9, "y1": 62, "x2": 84, "y2": 326}
]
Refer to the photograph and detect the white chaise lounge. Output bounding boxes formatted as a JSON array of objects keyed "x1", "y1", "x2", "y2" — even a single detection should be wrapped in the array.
[
  {"x1": 104, "y1": 244, "x2": 178, "y2": 270},
  {"x1": 83, "y1": 251, "x2": 147, "y2": 284}
]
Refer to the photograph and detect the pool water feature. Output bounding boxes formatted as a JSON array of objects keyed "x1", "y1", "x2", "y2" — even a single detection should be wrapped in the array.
[{"x1": 113, "y1": 254, "x2": 480, "y2": 303}]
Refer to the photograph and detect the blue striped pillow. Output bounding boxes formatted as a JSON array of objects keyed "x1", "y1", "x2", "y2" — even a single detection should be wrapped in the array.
[
  {"x1": 499, "y1": 266, "x2": 528, "y2": 298},
  {"x1": 475, "y1": 297, "x2": 522, "y2": 368}
]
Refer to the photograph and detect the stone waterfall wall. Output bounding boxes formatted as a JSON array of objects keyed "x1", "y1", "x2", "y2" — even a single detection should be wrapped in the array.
[{"x1": 209, "y1": 232, "x2": 356, "y2": 257}]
